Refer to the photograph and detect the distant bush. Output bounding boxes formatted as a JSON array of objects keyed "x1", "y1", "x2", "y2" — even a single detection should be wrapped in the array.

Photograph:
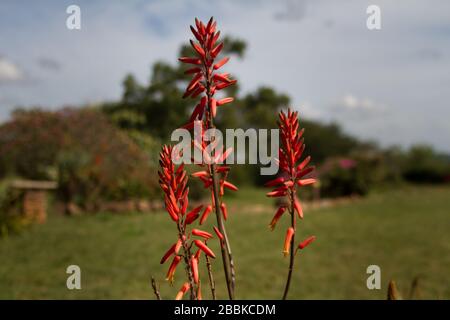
[
  {"x1": 0, "y1": 108, "x2": 159, "y2": 212},
  {"x1": 318, "y1": 152, "x2": 392, "y2": 198},
  {"x1": 319, "y1": 158, "x2": 366, "y2": 197},
  {"x1": 0, "y1": 179, "x2": 27, "y2": 237},
  {"x1": 402, "y1": 145, "x2": 450, "y2": 184}
]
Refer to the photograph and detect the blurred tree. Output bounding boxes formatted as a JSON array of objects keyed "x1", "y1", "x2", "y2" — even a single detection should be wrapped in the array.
[
  {"x1": 0, "y1": 108, "x2": 159, "y2": 211},
  {"x1": 403, "y1": 144, "x2": 450, "y2": 183}
]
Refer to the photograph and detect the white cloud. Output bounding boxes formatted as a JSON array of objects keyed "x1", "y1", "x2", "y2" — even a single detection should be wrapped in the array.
[
  {"x1": 0, "y1": 57, "x2": 23, "y2": 82},
  {"x1": 294, "y1": 101, "x2": 325, "y2": 120},
  {"x1": 337, "y1": 94, "x2": 387, "y2": 113},
  {"x1": 274, "y1": 0, "x2": 308, "y2": 21}
]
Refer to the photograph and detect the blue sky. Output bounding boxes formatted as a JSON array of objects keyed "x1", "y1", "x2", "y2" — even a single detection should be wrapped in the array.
[{"x1": 1, "y1": 0, "x2": 449, "y2": 152}]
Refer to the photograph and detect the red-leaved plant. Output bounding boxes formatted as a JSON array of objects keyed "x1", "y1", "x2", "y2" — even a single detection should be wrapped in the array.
[
  {"x1": 153, "y1": 17, "x2": 237, "y2": 300},
  {"x1": 158, "y1": 145, "x2": 217, "y2": 300},
  {"x1": 177, "y1": 17, "x2": 238, "y2": 300},
  {"x1": 265, "y1": 109, "x2": 316, "y2": 299}
]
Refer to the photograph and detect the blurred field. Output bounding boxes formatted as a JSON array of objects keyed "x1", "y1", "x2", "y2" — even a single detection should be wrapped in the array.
[{"x1": 0, "y1": 185, "x2": 449, "y2": 299}]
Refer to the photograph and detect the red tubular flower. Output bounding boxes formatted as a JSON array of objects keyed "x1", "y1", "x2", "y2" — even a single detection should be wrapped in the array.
[
  {"x1": 194, "y1": 248, "x2": 202, "y2": 261},
  {"x1": 269, "y1": 206, "x2": 286, "y2": 231},
  {"x1": 194, "y1": 240, "x2": 216, "y2": 258},
  {"x1": 210, "y1": 98, "x2": 217, "y2": 117},
  {"x1": 213, "y1": 57, "x2": 229, "y2": 70},
  {"x1": 192, "y1": 228, "x2": 213, "y2": 239},
  {"x1": 160, "y1": 240, "x2": 182, "y2": 264},
  {"x1": 179, "y1": 17, "x2": 237, "y2": 300},
  {"x1": 217, "y1": 97, "x2": 234, "y2": 106},
  {"x1": 197, "y1": 282, "x2": 202, "y2": 300},
  {"x1": 178, "y1": 57, "x2": 201, "y2": 65},
  {"x1": 158, "y1": 144, "x2": 209, "y2": 299},
  {"x1": 222, "y1": 181, "x2": 238, "y2": 191},
  {"x1": 294, "y1": 197, "x2": 303, "y2": 219},
  {"x1": 192, "y1": 170, "x2": 209, "y2": 178},
  {"x1": 220, "y1": 202, "x2": 228, "y2": 220},
  {"x1": 297, "y1": 178, "x2": 317, "y2": 186},
  {"x1": 297, "y1": 235, "x2": 316, "y2": 251},
  {"x1": 180, "y1": 18, "x2": 236, "y2": 123},
  {"x1": 191, "y1": 256, "x2": 200, "y2": 283},
  {"x1": 213, "y1": 226, "x2": 224, "y2": 241},
  {"x1": 199, "y1": 205, "x2": 212, "y2": 225},
  {"x1": 266, "y1": 189, "x2": 287, "y2": 197},
  {"x1": 185, "y1": 205, "x2": 203, "y2": 225},
  {"x1": 264, "y1": 109, "x2": 316, "y2": 299},
  {"x1": 166, "y1": 255, "x2": 182, "y2": 283},
  {"x1": 283, "y1": 227, "x2": 295, "y2": 257},
  {"x1": 175, "y1": 238, "x2": 182, "y2": 254},
  {"x1": 190, "y1": 39, "x2": 206, "y2": 57},
  {"x1": 175, "y1": 282, "x2": 190, "y2": 300},
  {"x1": 159, "y1": 145, "x2": 188, "y2": 223}
]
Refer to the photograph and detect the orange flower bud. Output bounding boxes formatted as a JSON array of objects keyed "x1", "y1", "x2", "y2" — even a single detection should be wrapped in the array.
[
  {"x1": 192, "y1": 228, "x2": 213, "y2": 239},
  {"x1": 187, "y1": 72, "x2": 203, "y2": 92},
  {"x1": 297, "y1": 178, "x2": 316, "y2": 186},
  {"x1": 209, "y1": 21, "x2": 217, "y2": 34},
  {"x1": 178, "y1": 57, "x2": 202, "y2": 65},
  {"x1": 199, "y1": 205, "x2": 212, "y2": 225},
  {"x1": 222, "y1": 180, "x2": 238, "y2": 191},
  {"x1": 190, "y1": 25, "x2": 202, "y2": 42},
  {"x1": 160, "y1": 243, "x2": 176, "y2": 264},
  {"x1": 194, "y1": 240, "x2": 216, "y2": 258},
  {"x1": 175, "y1": 282, "x2": 190, "y2": 300},
  {"x1": 220, "y1": 202, "x2": 228, "y2": 220},
  {"x1": 283, "y1": 227, "x2": 295, "y2": 257},
  {"x1": 264, "y1": 176, "x2": 285, "y2": 187},
  {"x1": 190, "y1": 84, "x2": 205, "y2": 98},
  {"x1": 298, "y1": 235, "x2": 316, "y2": 251},
  {"x1": 213, "y1": 57, "x2": 229, "y2": 70},
  {"x1": 294, "y1": 197, "x2": 303, "y2": 219},
  {"x1": 191, "y1": 256, "x2": 199, "y2": 283},
  {"x1": 166, "y1": 255, "x2": 182, "y2": 283},
  {"x1": 213, "y1": 226, "x2": 224, "y2": 241},
  {"x1": 269, "y1": 206, "x2": 286, "y2": 231},
  {"x1": 296, "y1": 155, "x2": 311, "y2": 171},
  {"x1": 190, "y1": 39, "x2": 205, "y2": 57},
  {"x1": 192, "y1": 171, "x2": 209, "y2": 178},
  {"x1": 175, "y1": 238, "x2": 182, "y2": 254},
  {"x1": 216, "y1": 79, "x2": 236, "y2": 90},
  {"x1": 185, "y1": 205, "x2": 203, "y2": 224},
  {"x1": 266, "y1": 190, "x2": 287, "y2": 197},
  {"x1": 211, "y1": 42, "x2": 223, "y2": 58},
  {"x1": 197, "y1": 281, "x2": 202, "y2": 300},
  {"x1": 296, "y1": 166, "x2": 314, "y2": 179},
  {"x1": 213, "y1": 73, "x2": 231, "y2": 84},
  {"x1": 194, "y1": 248, "x2": 202, "y2": 260}
]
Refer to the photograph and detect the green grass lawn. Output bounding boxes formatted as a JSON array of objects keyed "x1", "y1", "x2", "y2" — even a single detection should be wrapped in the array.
[{"x1": 0, "y1": 185, "x2": 449, "y2": 299}]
